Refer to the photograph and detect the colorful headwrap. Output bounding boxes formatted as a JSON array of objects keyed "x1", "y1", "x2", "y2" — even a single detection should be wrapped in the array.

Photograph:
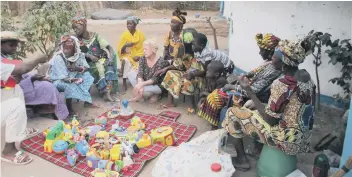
[
  {"x1": 172, "y1": 9, "x2": 187, "y2": 24},
  {"x1": 255, "y1": 33, "x2": 281, "y2": 51},
  {"x1": 127, "y1": 16, "x2": 141, "y2": 25},
  {"x1": 274, "y1": 39, "x2": 308, "y2": 67},
  {"x1": 59, "y1": 33, "x2": 81, "y2": 62},
  {"x1": 72, "y1": 16, "x2": 87, "y2": 26}
]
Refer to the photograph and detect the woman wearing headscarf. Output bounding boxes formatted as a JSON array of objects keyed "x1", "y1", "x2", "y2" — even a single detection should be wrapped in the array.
[
  {"x1": 117, "y1": 16, "x2": 145, "y2": 93},
  {"x1": 162, "y1": 9, "x2": 197, "y2": 64},
  {"x1": 50, "y1": 34, "x2": 95, "y2": 116},
  {"x1": 199, "y1": 33, "x2": 282, "y2": 129},
  {"x1": 222, "y1": 38, "x2": 316, "y2": 171},
  {"x1": 71, "y1": 16, "x2": 118, "y2": 102}
]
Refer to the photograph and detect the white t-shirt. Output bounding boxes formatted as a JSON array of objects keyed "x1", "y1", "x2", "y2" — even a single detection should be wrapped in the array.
[
  {"x1": 1, "y1": 61, "x2": 15, "y2": 83},
  {"x1": 194, "y1": 47, "x2": 232, "y2": 67}
]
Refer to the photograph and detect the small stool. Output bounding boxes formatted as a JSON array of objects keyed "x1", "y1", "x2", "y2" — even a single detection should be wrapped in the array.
[{"x1": 256, "y1": 145, "x2": 297, "y2": 177}]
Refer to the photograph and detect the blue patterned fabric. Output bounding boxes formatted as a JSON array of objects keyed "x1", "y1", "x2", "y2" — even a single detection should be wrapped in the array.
[{"x1": 50, "y1": 53, "x2": 94, "y2": 103}]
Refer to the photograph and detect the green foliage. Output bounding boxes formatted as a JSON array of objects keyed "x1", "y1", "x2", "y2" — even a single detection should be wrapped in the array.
[
  {"x1": 0, "y1": 8, "x2": 15, "y2": 31},
  {"x1": 19, "y1": 1, "x2": 79, "y2": 56},
  {"x1": 306, "y1": 30, "x2": 352, "y2": 107}
]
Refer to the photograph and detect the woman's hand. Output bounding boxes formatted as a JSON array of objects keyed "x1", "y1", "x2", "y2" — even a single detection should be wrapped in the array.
[
  {"x1": 184, "y1": 71, "x2": 195, "y2": 80},
  {"x1": 237, "y1": 75, "x2": 251, "y2": 91},
  {"x1": 154, "y1": 68, "x2": 167, "y2": 76},
  {"x1": 223, "y1": 84, "x2": 235, "y2": 92},
  {"x1": 31, "y1": 74, "x2": 45, "y2": 83},
  {"x1": 124, "y1": 42, "x2": 135, "y2": 48},
  {"x1": 133, "y1": 82, "x2": 144, "y2": 96},
  {"x1": 133, "y1": 56, "x2": 140, "y2": 62},
  {"x1": 86, "y1": 53, "x2": 99, "y2": 62}
]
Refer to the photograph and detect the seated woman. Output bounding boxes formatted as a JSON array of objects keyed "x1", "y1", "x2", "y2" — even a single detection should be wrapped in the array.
[
  {"x1": 156, "y1": 53, "x2": 205, "y2": 109},
  {"x1": 198, "y1": 33, "x2": 282, "y2": 130},
  {"x1": 117, "y1": 16, "x2": 145, "y2": 93},
  {"x1": 163, "y1": 9, "x2": 197, "y2": 64},
  {"x1": 222, "y1": 38, "x2": 316, "y2": 171},
  {"x1": 50, "y1": 35, "x2": 96, "y2": 116},
  {"x1": 72, "y1": 16, "x2": 119, "y2": 102},
  {"x1": 127, "y1": 39, "x2": 169, "y2": 103}
]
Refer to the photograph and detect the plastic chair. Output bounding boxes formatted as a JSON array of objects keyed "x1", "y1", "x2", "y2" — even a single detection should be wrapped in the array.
[{"x1": 256, "y1": 145, "x2": 297, "y2": 177}]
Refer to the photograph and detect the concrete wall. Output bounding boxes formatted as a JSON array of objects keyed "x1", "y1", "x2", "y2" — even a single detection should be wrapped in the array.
[{"x1": 223, "y1": 1, "x2": 352, "y2": 106}]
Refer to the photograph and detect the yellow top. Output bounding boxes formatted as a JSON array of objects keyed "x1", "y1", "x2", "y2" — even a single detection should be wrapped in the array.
[{"x1": 117, "y1": 29, "x2": 145, "y2": 69}]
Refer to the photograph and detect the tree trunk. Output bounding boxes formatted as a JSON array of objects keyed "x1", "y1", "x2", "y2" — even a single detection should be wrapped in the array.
[{"x1": 315, "y1": 63, "x2": 321, "y2": 110}]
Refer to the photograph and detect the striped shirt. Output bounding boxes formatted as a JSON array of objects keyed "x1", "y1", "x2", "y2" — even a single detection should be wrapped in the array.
[{"x1": 194, "y1": 47, "x2": 232, "y2": 67}]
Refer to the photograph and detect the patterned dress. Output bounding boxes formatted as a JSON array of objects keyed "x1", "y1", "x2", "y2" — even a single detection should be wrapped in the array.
[
  {"x1": 161, "y1": 55, "x2": 204, "y2": 99},
  {"x1": 222, "y1": 74, "x2": 316, "y2": 155},
  {"x1": 50, "y1": 53, "x2": 94, "y2": 103},
  {"x1": 77, "y1": 32, "x2": 119, "y2": 94},
  {"x1": 163, "y1": 28, "x2": 197, "y2": 61},
  {"x1": 137, "y1": 57, "x2": 170, "y2": 86}
]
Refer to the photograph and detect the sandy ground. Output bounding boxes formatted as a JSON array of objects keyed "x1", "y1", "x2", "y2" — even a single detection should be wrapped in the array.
[{"x1": 1, "y1": 10, "x2": 346, "y2": 177}]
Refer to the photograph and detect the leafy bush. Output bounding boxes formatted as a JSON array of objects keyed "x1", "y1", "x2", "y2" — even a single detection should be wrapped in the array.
[{"x1": 19, "y1": 1, "x2": 79, "y2": 56}]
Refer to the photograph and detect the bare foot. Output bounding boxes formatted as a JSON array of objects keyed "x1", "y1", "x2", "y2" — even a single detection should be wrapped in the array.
[
  {"x1": 84, "y1": 102, "x2": 100, "y2": 108},
  {"x1": 129, "y1": 95, "x2": 143, "y2": 102},
  {"x1": 104, "y1": 92, "x2": 114, "y2": 102},
  {"x1": 157, "y1": 103, "x2": 176, "y2": 109}
]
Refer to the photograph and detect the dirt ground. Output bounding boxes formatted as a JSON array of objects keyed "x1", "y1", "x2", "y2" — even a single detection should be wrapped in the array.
[{"x1": 1, "y1": 10, "x2": 347, "y2": 177}]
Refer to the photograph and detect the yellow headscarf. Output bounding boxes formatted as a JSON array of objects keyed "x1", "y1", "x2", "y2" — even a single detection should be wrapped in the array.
[{"x1": 255, "y1": 33, "x2": 281, "y2": 51}]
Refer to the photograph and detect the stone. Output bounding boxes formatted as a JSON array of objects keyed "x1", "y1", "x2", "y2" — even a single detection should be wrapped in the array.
[{"x1": 91, "y1": 9, "x2": 132, "y2": 20}]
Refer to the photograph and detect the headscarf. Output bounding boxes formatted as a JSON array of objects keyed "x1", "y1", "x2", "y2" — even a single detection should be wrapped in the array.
[
  {"x1": 127, "y1": 16, "x2": 141, "y2": 25},
  {"x1": 274, "y1": 39, "x2": 308, "y2": 67},
  {"x1": 72, "y1": 16, "x2": 87, "y2": 26},
  {"x1": 59, "y1": 34, "x2": 81, "y2": 62},
  {"x1": 172, "y1": 8, "x2": 187, "y2": 24},
  {"x1": 255, "y1": 33, "x2": 281, "y2": 51}
]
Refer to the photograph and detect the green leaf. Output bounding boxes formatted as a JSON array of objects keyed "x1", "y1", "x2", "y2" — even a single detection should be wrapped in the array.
[{"x1": 330, "y1": 55, "x2": 338, "y2": 65}]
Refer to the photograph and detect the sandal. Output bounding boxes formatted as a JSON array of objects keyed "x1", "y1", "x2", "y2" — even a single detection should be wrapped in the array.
[
  {"x1": 23, "y1": 128, "x2": 40, "y2": 140},
  {"x1": 1, "y1": 151, "x2": 33, "y2": 165}
]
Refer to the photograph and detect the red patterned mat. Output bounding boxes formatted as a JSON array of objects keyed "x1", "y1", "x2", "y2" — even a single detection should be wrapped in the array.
[{"x1": 21, "y1": 111, "x2": 197, "y2": 177}]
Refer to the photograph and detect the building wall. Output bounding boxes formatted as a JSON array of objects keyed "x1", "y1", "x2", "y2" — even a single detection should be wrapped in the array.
[{"x1": 223, "y1": 1, "x2": 352, "y2": 107}]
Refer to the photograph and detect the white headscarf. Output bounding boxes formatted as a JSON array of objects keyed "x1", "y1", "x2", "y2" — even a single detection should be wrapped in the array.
[{"x1": 59, "y1": 35, "x2": 81, "y2": 62}]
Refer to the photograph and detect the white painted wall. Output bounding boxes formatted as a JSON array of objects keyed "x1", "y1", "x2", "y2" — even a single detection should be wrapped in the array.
[{"x1": 223, "y1": 1, "x2": 352, "y2": 97}]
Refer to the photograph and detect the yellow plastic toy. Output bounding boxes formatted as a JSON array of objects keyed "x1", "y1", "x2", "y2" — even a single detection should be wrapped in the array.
[
  {"x1": 71, "y1": 117, "x2": 80, "y2": 134},
  {"x1": 109, "y1": 144, "x2": 121, "y2": 161},
  {"x1": 136, "y1": 134, "x2": 152, "y2": 148},
  {"x1": 43, "y1": 121, "x2": 66, "y2": 153},
  {"x1": 91, "y1": 169, "x2": 119, "y2": 177},
  {"x1": 150, "y1": 126, "x2": 176, "y2": 146},
  {"x1": 127, "y1": 116, "x2": 145, "y2": 133}
]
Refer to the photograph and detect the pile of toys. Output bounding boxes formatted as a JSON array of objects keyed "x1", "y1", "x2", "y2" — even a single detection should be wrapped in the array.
[{"x1": 42, "y1": 100, "x2": 176, "y2": 177}]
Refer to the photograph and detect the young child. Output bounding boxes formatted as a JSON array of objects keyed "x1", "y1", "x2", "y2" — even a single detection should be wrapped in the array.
[
  {"x1": 192, "y1": 33, "x2": 234, "y2": 74},
  {"x1": 197, "y1": 61, "x2": 228, "y2": 129}
]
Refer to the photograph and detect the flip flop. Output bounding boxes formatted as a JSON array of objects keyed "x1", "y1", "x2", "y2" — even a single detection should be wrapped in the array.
[
  {"x1": 1, "y1": 151, "x2": 33, "y2": 165},
  {"x1": 23, "y1": 128, "x2": 40, "y2": 140}
]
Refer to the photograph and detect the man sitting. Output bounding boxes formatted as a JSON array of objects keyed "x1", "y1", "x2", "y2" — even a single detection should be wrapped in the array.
[
  {"x1": 1, "y1": 31, "x2": 48, "y2": 164},
  {"x1": 192, "y1": 33, "x2": 234, "y2": 74}
]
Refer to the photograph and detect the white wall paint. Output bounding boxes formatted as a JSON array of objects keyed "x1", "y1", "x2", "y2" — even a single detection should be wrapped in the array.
[{"x1": 223, "y1": 1, "x2": 352, "y2": 97}]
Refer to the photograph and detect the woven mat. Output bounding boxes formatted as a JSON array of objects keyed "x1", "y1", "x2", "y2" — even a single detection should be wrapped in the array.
[{"x1": 21, "y1": 111, "x2": 197, "y2": 177}]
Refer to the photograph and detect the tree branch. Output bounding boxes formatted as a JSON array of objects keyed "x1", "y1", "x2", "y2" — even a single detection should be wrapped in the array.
[{"x1": 206, "y1": 17, "x2": 218, "y2": 50}]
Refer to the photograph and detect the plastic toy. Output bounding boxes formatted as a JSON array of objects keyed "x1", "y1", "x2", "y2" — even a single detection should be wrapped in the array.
[
  {"x1": 119, "y1": 100, "x2": 135, "y2": 120},
  {"x1": 150, "y1": 126, "x2": 176, "y2": 146},
  {"x1": 86, "y1": 148, "x2": 101, "y2": 169},
  {"x1": 53, "y1": 140, "x2": 68, "y2": 154},
  {"x1": 90, "y1": 169, "x2": 120, "y2": 177},
  {"x1": 71, "y1": 116, "x2": 80, "y2": 134},
  {"x1": 86, "y1": 125, "x2": 102, "y2": 137},
  {"x1": 211, "y1": 163, "x2": 222, "y2": 172},
  {"x1": 44, "y1": 121, "x2": 65, "y2": 153},
  {"x1": 106, "y1": 160, "x2": 124, "y2": 172},
  {"x1": 66, "y1": 149, "x2": 78, "y2": 167},
  {"x1": 107, "y1": 108, "x2": 120, "y2": 119},
  {"x1": 75, "y1": 139, "x2": 89, "y2": 156},
  {"x1": 136, "y1": 134, "x2": 152, "y2": 149},
  {"x1": 109, "y1": 144, "x2": 121, "y2": 161},
  {"x1": 127, "y1": 116, "x2": 145, "y2": 133},
  {"x1": 63, "y1": 132, "x2": 73, "y2": 141},
  {"x1": 121, "y1": 141, "x2": 140, "y2": 155},
  {"x1": 95, "y1": 116, "x2": 108, "y2": 129},
  {"x1": 98, "y1": 160, "x2": 109, "y2": 169},
  {"x1": 187, "y1": 108, "x2": 195, "y2": 115}
]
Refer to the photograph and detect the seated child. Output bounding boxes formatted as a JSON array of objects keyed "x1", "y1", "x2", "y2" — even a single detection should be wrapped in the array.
[
  {"x1": 193, "y1": 33, "x2": 234, "y2": 74},
  {"x1": 197, "y1": 61, "x2": 228, "y2": 129}
]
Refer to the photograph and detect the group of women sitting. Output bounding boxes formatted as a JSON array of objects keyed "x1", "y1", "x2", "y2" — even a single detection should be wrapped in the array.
[{"x1": 2, "y1": 7, "x2": 317, "y2": 170}]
